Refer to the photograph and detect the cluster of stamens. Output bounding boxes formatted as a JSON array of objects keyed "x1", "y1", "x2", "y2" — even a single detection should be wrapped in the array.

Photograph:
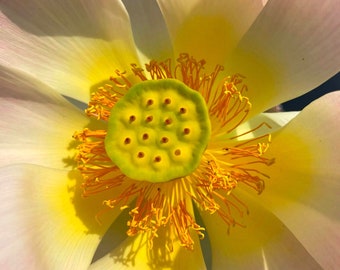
[{"x1": 73, "y1": 53, "x2": 274, "y2": 254}]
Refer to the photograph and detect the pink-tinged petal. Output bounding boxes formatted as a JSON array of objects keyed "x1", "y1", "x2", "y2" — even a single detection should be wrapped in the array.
[
  {"x1": 0, "y1": 165, "x2": 121, "y2": 270},
  {"x1": 224, "y1": 0, "x2": 340, "y2": 116},
  {"x1": 0, "y1": 0, "x2": 140, "y2": 102},
  {"x1": 260, "y1": 91, "x2": 340, "y2": 269},
  {"x1": 200, "y1": 190, "x2": 322, "y2": 269},
  {"x1": 157, "y1": 0, "x2": 266, "y2": 66},
  {"x1": 0, "y1": 66, "x2": 89, "y2": 169}
]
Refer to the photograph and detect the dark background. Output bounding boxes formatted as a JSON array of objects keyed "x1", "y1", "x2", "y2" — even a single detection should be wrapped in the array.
[{"x1": 282, "y1": 72, "x2": 340, "y2": 111}]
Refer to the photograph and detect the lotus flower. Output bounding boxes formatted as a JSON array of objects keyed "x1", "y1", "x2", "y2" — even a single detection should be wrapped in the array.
[{"x1": 0, "y1": 0, "x2": 339, "y2": 269}]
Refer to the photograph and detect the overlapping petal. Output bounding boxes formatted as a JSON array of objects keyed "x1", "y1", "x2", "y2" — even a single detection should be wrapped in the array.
[
  {"x1": 90, "y1": 231, "x2": 206, "y2": 270},
  {"x1": 0, "y1": 164, "x2": 121, "y2": 270},
  {"x1": 0, "y1": 66, "x2": 89, "y2": 169},
  {"x1": 223, "y1": 0, "x2": 340, "y2": 115},
  {"x1": 157, "y1": 0, "x2": 266, "y2": 66},
  {"x1": 200, "y1": 190, "x2": 322, "y2": 269},
  {"x1": 90, "y1": 200, "x2": 206, "y2": 270},
  {"x1": 259, "y1": 91, "x2": 340, "y2": 269},
  {"x1": 0, "y1": 0, "x2": 141, "y2": 102},
  {"x1": 213, "y1": 111, "x2": 299, "y2": 144},
  {"x1": 122, "y1": 0, "x2": 173, "y2": 62}
]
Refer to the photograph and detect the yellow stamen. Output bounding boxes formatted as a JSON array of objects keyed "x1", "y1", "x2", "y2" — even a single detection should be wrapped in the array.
[{"x1": 73, "y1": 54, "x2": 274, "y2": 250}]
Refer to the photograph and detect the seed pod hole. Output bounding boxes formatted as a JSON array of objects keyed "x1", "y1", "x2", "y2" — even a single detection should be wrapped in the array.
[
  {"x1": 179, "y1": 107, "x2": 187, "y2": 114},
  {"x1": 146, "y1": 99, "x2": 154, "y2": 106},
  {"x1": 154, "y1": 156, "x2": 162, "y2": 162},
  {"x1": 164, "y1": 118, "x2": 172, "y2": 125},
  {"x1": 183, "y1": 128, "x2": 190, "y2": 135},
  {"x1": 137, "y1": 152, "x2": 145, "y2": 158},
  {"x1": 161, "y1": 137, "x2": 169, "y2": 143},
  {"x1": 146, "y1": 115, "x2": 153, "y2": 122},
  {"x1": 124, "y1": 137, "x2": 131, "y2": 144}
]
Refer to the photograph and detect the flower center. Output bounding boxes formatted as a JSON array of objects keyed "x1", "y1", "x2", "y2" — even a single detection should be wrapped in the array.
[
  {"x1": 104, "y1": 79, "x2": 211, "y2": 182},
  {"x1": 73, "y1": 54, "x2": 274, "y2": 252}
]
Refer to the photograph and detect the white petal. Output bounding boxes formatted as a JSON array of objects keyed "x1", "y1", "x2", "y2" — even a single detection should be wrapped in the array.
[
  {"x1": 200, "y1": 190, "x2": 322, "y2": 269},
  {"x1": 234, "y1": 111, "x2": 299, "y2": 139},
  {"x1": 260, "y1": 91, "x2": 340, "y2": 268},
  {"x1": 0, "y1": 66, "x2": 89, "y2": 169},
  {"x1": 210, "y1": 111, "x2": 298, "y2": 148},
  {"x1": 0, "y1": 165, "x2": 119, "y2": 270},
  {"x1": 0, "y1": 0, "x2": 141, "y2": 102},
  {"x1": 157, "y1": 0, "x2": 266, "y2": 66},
  {"x1": 122, "y1": 0, "x2": 173, "y2": 62},
  {"x1": 225, "y1": 0, "x2": 340, "y2": 115}
]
